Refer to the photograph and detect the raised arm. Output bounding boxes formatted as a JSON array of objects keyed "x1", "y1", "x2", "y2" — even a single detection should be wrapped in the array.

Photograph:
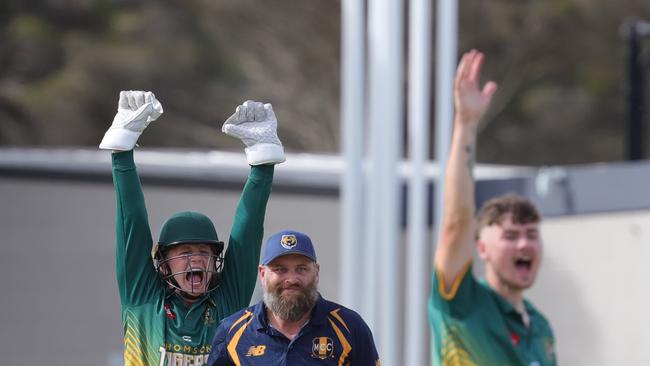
[
  {"x1": 435, "y1": 50, "x2": 497, "y2": 289},
  {"x1": 100, "y1": 90, "x2": 164, "y2": 305},
  {"x1": 215, "y1": 101, "x2": 285, "y2": 311}
]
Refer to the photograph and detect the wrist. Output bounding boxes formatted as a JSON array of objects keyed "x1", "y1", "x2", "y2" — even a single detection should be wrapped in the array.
[
  {"x1": 245, "y1": 143, "x2": 286, "y2": 166},
  {"x1": 454, "y1": 114, "x2": 480, "y2": 127},
  {"x1": 453, "y1": 122, "x2": 477, "y2": 140},
  {"x1": 99, "y1": 128, "x2": 142, "y2": 151}
]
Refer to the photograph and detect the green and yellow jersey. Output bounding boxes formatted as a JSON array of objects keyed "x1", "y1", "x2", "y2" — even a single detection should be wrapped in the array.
[
  {"x1": 429, "y1": 264, "x2": 557, "y2": 366},
  {"x1": 112, "y1": 151, "x2": 273, "y2": 366}
]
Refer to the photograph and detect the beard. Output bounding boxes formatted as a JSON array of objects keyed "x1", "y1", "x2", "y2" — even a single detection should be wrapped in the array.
[{"x1": 263, "y1": 280, "x2": 319, "y2": 322}]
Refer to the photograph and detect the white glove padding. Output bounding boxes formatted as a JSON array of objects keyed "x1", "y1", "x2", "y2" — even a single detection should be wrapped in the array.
[
  {"x1": 223, "y1": 100, "x2": 285, "y2": 165},
  {"x1": 99, "y1": 90, "x2": 163, "y2": 151}
]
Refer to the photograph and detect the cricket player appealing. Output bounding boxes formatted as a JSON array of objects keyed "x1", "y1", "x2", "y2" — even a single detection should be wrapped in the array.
[
  {"x1": 429, "y1": 50, "x2": 557, "y2": 365},
  {"x1": 99, "y1": 91, "x2": 285, "y2": 366}
]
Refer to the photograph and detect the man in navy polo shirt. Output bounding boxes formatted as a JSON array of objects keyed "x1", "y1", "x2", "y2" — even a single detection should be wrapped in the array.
[{"x1": 207, "y1": 230, "x2": 380, "y2": 366}]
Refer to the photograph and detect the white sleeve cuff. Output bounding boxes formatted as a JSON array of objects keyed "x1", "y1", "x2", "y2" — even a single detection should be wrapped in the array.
[
  {"x1": 99, "y1": 128, "x2": 142, "y2": 151},
  {"x1": 245, "y1": 143, "x2": 286, "y2": 165}
]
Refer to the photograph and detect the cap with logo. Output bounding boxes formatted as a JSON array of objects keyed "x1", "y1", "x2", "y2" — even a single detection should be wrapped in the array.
[{"x1": 261, "y1": 230, "x2": 317, "y2": 265}]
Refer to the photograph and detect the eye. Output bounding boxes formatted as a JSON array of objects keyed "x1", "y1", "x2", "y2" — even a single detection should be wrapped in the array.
[
  {"x1": 273, "y1": 267, "x2": 287, "y2": 274},
  {"x1": 503, "y1": 231, "x2": 518, "y2": 241}
]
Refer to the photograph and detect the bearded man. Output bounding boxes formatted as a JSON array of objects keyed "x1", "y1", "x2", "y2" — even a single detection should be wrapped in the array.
[{"x1": 207, "y1": 230, "x2": 380, "y2": 366}]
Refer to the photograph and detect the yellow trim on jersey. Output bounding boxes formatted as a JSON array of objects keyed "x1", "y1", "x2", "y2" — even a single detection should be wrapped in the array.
[
  {"x1": 441, "y1": 336, "x2": 477, "y2": 366},
  {"x1": 328, "y1": 318, "x2": 352, "y2": 366},
  {"x1": 437, "y1": 261, "x2": 472, "y2": 301},
  {"x1": 123, "y1": 312, "x2": 148, "y2": 366},
  {"x1": 229, "y1": 310, "x2": 253, "y2": 333},
  {"x1": 329, "y1": 309, "x2": 351, "y2": 333},
  {"x1": 227, "y1": 316, "x2": 254, "y2": 366},
  {"x1": 124, "y1": 336, "x2": 144, "y2": 366}
]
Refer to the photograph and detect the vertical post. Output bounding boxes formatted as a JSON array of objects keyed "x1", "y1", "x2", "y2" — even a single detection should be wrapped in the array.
[
  {"x1": 340, "y1": 0, "x2": 366, "y2": 312},
  {"x1": 433, "y1": 3, "x2": 458, "y2": 363},
  {"x1": 405, "y1": 0, "x2": 432, "y2": 365},
  {"x1": 434, "y1": 1, "x2": 458, "y2": 236},
  {"x1": 623, "y1": 19, "x2": 645, "y2": 161},
  {"x1": 368, "y1": 0, "x2": 404, "y2": 364}
]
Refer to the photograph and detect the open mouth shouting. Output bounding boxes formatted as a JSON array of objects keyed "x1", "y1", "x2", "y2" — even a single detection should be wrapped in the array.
[
  {"x1": 184, "y1": 267, "x2": 208, "y2": 291},
  {"x1": 514, "y1": 257, "x2": 532, "y2": 272},
  {"x1": 187, "y1": 268, "x2": 205, "y2": 286},
  {"x1": 512, "y1": 254, "x2": 537, "y2": 284}
]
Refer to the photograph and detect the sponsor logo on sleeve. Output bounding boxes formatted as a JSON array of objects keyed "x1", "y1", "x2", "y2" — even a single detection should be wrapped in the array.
[{"x1": 544, "y1": 337, "x2": 556, "y2": 363}]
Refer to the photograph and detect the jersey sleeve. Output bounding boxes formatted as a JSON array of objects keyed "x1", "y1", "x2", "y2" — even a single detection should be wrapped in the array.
[
  {"x1": 350, "y1": 316, "x2": 380, "y2": 366},
  {"x1": 214, "y1": 164, "x2": 274, "y2": 313},
  {"x1": 533, "y1": 306, "x2": 558, "y2": 366},
  {"x1": 112, "y1": 150, "x2": 161, "y2": 306},
  {"x1": 207, "y1": 320, "x2": 233, "y2": 366},
  {"x1": 429, "y1": 262, "x2": 481, "y2": 319}
]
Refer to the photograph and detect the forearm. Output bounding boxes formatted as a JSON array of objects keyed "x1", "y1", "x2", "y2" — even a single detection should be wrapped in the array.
[
  {"x1": 444, "y1": 122, "x2": 477, "y2": 228},
  {"x1": 229, "y1": 164, "x2": 274, "y2": 244},
  {"x1": 435, "y1": 121, "x2": 477, "y2": 277}
]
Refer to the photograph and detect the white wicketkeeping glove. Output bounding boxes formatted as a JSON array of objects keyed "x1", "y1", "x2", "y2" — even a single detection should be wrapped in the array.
[
  {"x1": 99, "y1": 90, "x2": 163, "y2": 151},
  {"x1": 222, "y1": 100, "x2": 285, "y2": 165}
]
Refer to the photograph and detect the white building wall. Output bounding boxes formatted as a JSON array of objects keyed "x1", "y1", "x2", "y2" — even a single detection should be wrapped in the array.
[{"x1": 529, "y1": 211, "x2": 650, "y2": 366}]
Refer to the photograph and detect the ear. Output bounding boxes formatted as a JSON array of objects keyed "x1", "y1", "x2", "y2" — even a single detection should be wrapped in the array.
[
  {"x1": 476, "y1": 239, "x2": 488, "y2": 261},
  {"x1": 258, "y1": 265, "x2": 266, "y2": 281}
]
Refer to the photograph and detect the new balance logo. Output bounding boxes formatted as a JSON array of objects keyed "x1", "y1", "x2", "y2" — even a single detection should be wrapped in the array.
[{"x1": 246, "y1": 345, "x2": 266, "y2": 356}]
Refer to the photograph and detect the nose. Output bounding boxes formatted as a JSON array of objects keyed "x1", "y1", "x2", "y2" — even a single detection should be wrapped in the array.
[
  {"x1": 190, "y1": 253, "x2": 205, "y2": 265},
  {"x1": 517, "y1": 237, "x2": 530, "y2": 248},
  {"x1": 284, "y1": 272, "x2": 301, "y2": 285},
  {"x1": 517, "y1": 234, "x2": 539, "y2": 250}
]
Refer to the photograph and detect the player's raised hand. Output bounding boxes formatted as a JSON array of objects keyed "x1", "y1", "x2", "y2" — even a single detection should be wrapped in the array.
[
  {"x1": 99, "y1": 90, "x2": 164, "y2": 151},
  {"x1": 223, "y1": 100, "x2": 285, "y2": 165},
  {"x1": 454, "y1": 50, "x2": 497, "y2": 128}
]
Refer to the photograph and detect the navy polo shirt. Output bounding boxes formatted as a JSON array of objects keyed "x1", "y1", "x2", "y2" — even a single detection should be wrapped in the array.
[{"x1": 207, "y1": 295, "x2": 380, "y2": 366}]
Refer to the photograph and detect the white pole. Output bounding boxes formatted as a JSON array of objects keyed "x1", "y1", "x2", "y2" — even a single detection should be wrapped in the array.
[
  {"x1": 363, "y1": 165, "x2": 378, "y2": 330},
  {"x1": 340, "y1": 0, "x2": 366, "y2": 314},
  {"x1": 435, "y1": 1, "x2": 457, "y2": 237},
  {"x1": 368, "y1": 0, "x2": 404, "y2": 364},
  {"x1": 363, "y1": 0, "x2": 378, "y2": 335},
  {"x1": 405, "y1": 0, "x2": 432, "y2": 365},
  {"x1": 365, "y1": 0, "x2": 379, "y2": 336}
]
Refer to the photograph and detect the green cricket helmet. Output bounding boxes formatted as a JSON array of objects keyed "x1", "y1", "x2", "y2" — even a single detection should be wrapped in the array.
[{"x1": 152, "y1": 211, "x2": 225, "y2": 296}]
